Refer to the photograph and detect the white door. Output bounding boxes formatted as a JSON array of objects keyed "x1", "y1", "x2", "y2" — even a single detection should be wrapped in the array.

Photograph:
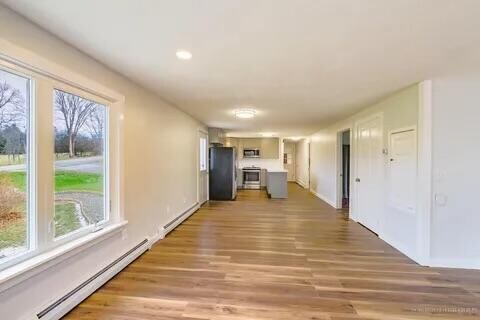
[
  {"x1": 388, "y1": 129, "x2": 416, "y2": 214},
  {"x1": 354, "y1": 115, "x2": 383, "y2": 233},
  {"x1": 198, "y1": 131, "x2": 208, "y2": 204}
]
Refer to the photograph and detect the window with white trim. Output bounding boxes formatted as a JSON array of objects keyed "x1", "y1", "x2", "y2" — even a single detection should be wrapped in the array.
[
  {"x1": 199, "y1": 136, "x2": 207, "y2": 171},
  {"x1": 53, "y1": 89, "x2": 108, "y2": 238},
  {"x1": 0, "y1": 62, "x2": 113, "y2": 271},
  {"x1": 0, "y1": 68, "x2": 33, "y2": 264}
]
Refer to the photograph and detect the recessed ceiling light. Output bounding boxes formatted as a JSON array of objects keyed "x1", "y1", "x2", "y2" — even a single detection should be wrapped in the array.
[
  {"x1": 234, "y1": 108, "x2": 256, "y2": 119},
  {"x1": 176, "y1": 50, "x2": 192, "y2": 60}
]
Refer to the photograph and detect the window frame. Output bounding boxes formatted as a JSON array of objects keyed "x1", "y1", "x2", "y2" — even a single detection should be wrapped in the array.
[
  {"x1": 199, "y1": 136, "x2": 207, "y2": 172},
  {"x1": 0, "y1": 50, "x2": 124, "y2": 275},
  {"x1": 51, "y1": 86, "x2": 110, "y2": 246},
  {"x1": 0, "y1": 64, "x2": 37, "y2": 270}
]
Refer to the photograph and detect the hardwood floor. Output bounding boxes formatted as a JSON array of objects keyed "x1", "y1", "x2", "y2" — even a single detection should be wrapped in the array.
[{"x1": 65, "y1": 183, "x2": 480, "y2": 319}]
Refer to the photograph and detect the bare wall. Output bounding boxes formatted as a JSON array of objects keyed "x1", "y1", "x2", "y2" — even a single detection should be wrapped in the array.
[{"x1": 430, "y1": 74, "x2": 480, "y2": 268}]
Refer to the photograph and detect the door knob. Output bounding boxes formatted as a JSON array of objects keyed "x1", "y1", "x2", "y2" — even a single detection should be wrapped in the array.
[{"x1": 355, "y1": 178, "x2": 361, "y2": 182}]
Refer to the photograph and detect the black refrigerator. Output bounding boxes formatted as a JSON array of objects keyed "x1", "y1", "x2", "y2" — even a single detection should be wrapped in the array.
[{"x1": 209, "y1": 147, "x2": 237, "y2": 200}]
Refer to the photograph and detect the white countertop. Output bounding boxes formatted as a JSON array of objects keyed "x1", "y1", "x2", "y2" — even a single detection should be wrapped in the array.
[{"x1": 239, "y1": 167, "x2": 287, "y2": 173}]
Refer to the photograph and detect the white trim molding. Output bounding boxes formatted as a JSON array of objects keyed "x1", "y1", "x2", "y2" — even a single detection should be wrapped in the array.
[
  {"x1": 380, "y1": 233, "x2": 422, "y2": 265},
  {"x1": 146, "y1": 203, "x2": 201, "y2": 246},
  {"x1": 428, "y1": 258, "x2": 480, "y2": 270},
  {"x1": 417, "y1": 80, "x2": 433, "y2": 265},
  {"x1": 0, "y1": 221, "x2": 128, "y2": 293},
  {"x1": 310, "y1": 190, "x2": 337, "y2": 208},
  {"x1": 296, "y1": 179, "x2": 307, "y2": 189},
  {"x1": 33, "y1": 235, "x2": 146, "y2": 320}
]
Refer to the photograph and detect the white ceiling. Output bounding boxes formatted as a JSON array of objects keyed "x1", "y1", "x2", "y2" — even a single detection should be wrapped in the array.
[{"x1": 3, "y1": 0, "x2": 480, "y2": 136}]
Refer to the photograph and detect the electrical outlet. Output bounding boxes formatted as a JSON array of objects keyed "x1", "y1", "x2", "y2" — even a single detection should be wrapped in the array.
[
  {"x1": 166, "y1": 205, "x2": 170, "y2": 214},
  {"x1": 183, "y1": 196, "x2": 187, "y2": 204},
  {"x1": 121, "y1": 229, "x2": 128, "y2": 240}
]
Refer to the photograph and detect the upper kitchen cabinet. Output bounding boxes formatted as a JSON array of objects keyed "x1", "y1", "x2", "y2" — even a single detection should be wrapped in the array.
[
  {"x1": 225, "y1": 137, "x2": 239, "y2": 149},
  {"x1": 241, "y1": 138, "x2": 262, "y2": 149},
  {"x1": 260, "y1": 138, "x2": 279, "y2": 159},
  {"x1": 208, "y1": 127, "x2": 226, "y2": 145},
  {"x1": 238, "y1": 137, "x2": 279, "y2": 159}
]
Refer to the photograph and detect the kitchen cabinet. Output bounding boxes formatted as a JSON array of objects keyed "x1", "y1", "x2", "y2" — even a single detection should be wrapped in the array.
[
  {"x1": 266, "y1": 170, "x2": 288, "y2": 199},
  {"x1": 237, "y1": 137, "x2": 279, "y2": 159},
  {"x1": 260, "y1": 138, "x2": 279, "y2": 159},
  {"x1": 236, "y1": 168, "x2": 243, "y2": 188},
  {"x1": 225, "y1": 137, "x2": 239, "y2": 150},
  {"x1": 260, "y1": 169, "x2": 267, "y2": 188}
]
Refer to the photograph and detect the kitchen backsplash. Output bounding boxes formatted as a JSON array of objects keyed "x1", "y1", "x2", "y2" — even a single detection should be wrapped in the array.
[{"x1": 238, "y1": 158, "x2": 283, "y2": 170}]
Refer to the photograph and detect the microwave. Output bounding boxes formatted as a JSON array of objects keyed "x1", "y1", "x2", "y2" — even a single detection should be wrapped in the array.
[{"x1": 243, "y1": 148, "x2": 260, "y2": 158}]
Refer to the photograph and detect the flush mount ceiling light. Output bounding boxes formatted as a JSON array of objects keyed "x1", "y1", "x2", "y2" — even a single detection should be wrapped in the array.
[
  {"x1": 234, "y1": 108, "x2": 256, "y2": 119},
  {"x1": 176, "y1": 50, "x2": 192, "y2": 60},
  {"x1": 288, "y1": 136, "x2": 302, "y2": 141},
  {"x1": 261, "y1": 132, "x2": 276, "y2": 137}
]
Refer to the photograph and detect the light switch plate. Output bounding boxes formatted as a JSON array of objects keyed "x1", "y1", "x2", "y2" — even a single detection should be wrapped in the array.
[{"x1": 434, "y1": 193, "x2": 448, "y2": 207}]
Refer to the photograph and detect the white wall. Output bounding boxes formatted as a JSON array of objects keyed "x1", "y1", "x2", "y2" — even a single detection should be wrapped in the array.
[
  {"x1": 295, "y1": 139, "x2": 310, "y2": 188},
  {"x1": 430, "y1": 75, "x2": 480, "y2": 268},
  {"x1": 0, "y1": 6, "x2": 206, "y2": 319},
  {"x1": 309, "y1": 85, "x2": 421, "y2": 259}
]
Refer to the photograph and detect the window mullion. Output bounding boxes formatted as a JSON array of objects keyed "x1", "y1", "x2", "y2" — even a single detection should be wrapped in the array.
[{"x1": 35, "y1": 80, "x2": 55, "y2": 251}]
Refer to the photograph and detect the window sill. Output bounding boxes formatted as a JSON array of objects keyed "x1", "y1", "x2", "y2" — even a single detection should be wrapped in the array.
[{"x1": 0, "y1": 221, "x2": 128, "y2": 293}]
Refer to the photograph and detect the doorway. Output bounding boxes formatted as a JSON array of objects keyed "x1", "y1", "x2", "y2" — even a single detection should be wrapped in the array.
[
  {"x1": 353, "y1": 113, "x2": 384, "y2": 233},
  {"x1": 337, "y1": 129, "x2": 351, "y2": 210},
  {"x1": 198, "y1": 130, "x2": 208, "y2": 205},
  {"x1": 283, "y1": 141, "x2": 296, "y2": 181}
]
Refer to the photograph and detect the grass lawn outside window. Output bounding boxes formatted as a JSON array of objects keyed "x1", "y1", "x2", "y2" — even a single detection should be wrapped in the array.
[{"x1": 0, "y1": 167, "x2": 103, "y2": 254}]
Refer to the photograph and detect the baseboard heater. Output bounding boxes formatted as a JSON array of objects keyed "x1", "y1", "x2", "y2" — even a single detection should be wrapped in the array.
[
  {"x1": 36, "y1": 239, "x2": 149, "y2": 319},
  {"x1": 160, "y1": 203, "x2": 199, "y2": 239}
]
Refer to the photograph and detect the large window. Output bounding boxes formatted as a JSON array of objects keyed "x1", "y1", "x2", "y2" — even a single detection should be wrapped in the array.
[
  {"x1": 0, "y1": 62, "x2": 113, "y2": 271},
  {"x1": 53, "y1": 89, "x2": 107, "y2": 238},
  {"x1": 0, "y1": 69, "x2": 32, "y2": 263}
]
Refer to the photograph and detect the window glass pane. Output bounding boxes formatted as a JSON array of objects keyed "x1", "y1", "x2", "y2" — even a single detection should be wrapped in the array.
[
  {"x1": 53, "y1": 89, "x2": 106, "y2": 238},
  {"x1": 200, "y1": 137, "x2": 207, "y2": 171},
  {"x1": 0, "y1": 69, "x2": 31, "y2": 261}
]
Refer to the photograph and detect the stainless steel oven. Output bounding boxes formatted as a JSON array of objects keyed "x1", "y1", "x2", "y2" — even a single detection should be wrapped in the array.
[
  {"x1": 243, "y1": 148, "x2": 260, "y2": 158},
  {"x1": 243, "y1": 167, "x2": 261, "y2": 189}
]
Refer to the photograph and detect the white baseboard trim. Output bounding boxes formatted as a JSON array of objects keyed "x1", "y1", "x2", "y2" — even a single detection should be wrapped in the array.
[
  {"x1": 379, "y1": 234, "x2": 422, "y2": 265},
  {"x1": 427, "y1": 258, "x2": 480, "y2": 270},
  {"x1": 158, "y1": 203, "x2": 200, "y2": 241},
  {"x1": 310, "y1": 190, "x2": 336, "y2": 208},
  {"x1": 37, "y1": 239, "x2": 149, "y2": 320},
  {"x1": 34, "y1": 203, "x2": 201, "y2": 320},
  {"x1": 296, "y1": 179, "x2": 307, "y2": 188}
]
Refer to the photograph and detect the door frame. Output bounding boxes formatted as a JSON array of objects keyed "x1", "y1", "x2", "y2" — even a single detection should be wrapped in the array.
[
  {"x1": 335, "y1": 128, "x2": 353, "y2": 210},
  {"x1": 351, "y1": 112, "x2": 384, "y2": 233},
  {"x1": 307, "y1": 140, "x2": 311, "y2": 190},
  {"x1": 197, "y1": 129, "x2": 209, "y2": 205}
]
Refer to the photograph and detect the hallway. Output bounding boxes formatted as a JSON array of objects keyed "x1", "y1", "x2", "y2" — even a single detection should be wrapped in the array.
[{"x1": 66, "y1": 184, "x2": 480, "y2": 319}]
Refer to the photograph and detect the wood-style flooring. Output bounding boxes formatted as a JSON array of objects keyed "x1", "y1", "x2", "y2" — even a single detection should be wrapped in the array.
[{"x1": 65, "y1": 183, "x2": 480, "y2": 319}]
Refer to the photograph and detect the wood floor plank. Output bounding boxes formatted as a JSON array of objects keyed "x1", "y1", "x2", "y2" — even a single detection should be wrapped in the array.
[{"x1": 64, "y1": 184, "x2": 480, "y2": 319}]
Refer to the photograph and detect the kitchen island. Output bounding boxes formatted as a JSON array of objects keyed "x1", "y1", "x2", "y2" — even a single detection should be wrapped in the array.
[{"x1": 266, "y1": 169, "x2": 288, "y2": 199}]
